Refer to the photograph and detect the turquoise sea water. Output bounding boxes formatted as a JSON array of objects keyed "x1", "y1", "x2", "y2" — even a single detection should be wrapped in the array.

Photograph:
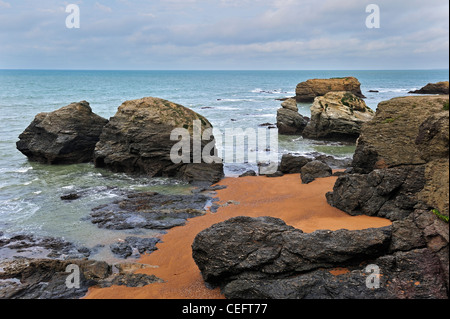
[{"x1": 0, "y1": 69, "x2": 448, "y2": 261}]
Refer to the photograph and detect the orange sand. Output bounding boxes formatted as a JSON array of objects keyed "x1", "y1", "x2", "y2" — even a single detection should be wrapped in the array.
[{"x1": 85, "y1": 174, "x2": 392, "y2": 299}]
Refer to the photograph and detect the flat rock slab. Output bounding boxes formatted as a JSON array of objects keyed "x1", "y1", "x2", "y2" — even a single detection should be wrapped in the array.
[{"x1": 90, "y1": 191, "x2": 210, "y2": 230}]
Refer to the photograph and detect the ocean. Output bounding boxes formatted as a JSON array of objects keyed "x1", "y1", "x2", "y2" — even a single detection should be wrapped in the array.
[{"x1": 0, "y1": 69, "x2": 448, "y2": 262}]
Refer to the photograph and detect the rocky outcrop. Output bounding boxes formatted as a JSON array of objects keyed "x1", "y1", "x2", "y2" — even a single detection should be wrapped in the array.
[
  {"x1": 295, "y1": 77, "x2": 366, "y2": 102},
  {"x1": 276, "y1": 98, "x2": 309, "y2": 135},
  {"x1": 351, "y1": 96, "x2": 449, "y2": 174},
  {"x1": 326, "y1": 165, "x2": 426, "y2": 221},
  {"x1": 302, "y1": 92, "x2": 375, "y2": 141},
  {"x1": 192, "y1": 216, "x2": 448, "y2": 299},
  {"x1": 16, "y1": 101, "x2": 108, "y2": 164},
  {"x1": 409, "y1": 81, "x2": 449, "y2": 95},
  {"x1": 222, "y1": 248, "x2": 447, "y2": 299},
  {"x1": 342, "y1": 95, "x2": 450, "y2": 219},
  {"x1": 326, "y1": 95, "x2": 449, "y2": 293},
  {"x1": 191, "y1": 95, "x2": 449, "y2": 299},
  {"x1": 94, "y1": 97, "x2": 224, "y2": 185}
]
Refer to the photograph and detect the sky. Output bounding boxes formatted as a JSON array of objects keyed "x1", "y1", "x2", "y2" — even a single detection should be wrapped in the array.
[{"x1": 0, "y1": 0, "x2": 448, "y2": 70}]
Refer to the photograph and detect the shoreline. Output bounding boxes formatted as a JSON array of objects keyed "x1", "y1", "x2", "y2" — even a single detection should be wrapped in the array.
[{"x1": 85, "y1": 173, "x2": 392, "y2": 299}]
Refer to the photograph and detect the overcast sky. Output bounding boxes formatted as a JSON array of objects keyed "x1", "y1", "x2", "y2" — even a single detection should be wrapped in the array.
[{"x1": 0, "y1": 0, "x2": 448, "y2": 70}]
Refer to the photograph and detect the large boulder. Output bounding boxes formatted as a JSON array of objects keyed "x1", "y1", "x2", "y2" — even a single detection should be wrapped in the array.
[
  {"x1": 94, "y1": 97, "x2": 224, "y2": 185},
  {"x1": 192, "y1": 216, "x2": 391, "y2": 287},
  {"x1": 16, "y1": 101, "x2": 108, "y2": 164},
  {"x1": 192, "y1": 216, "x2": 447, "y2": 299},
  {"x1": 351, "y1": 95, "x2": 449, "y2": 174},
  {"x1": 295, "y1": 77, "x2": 366, "y2": 103},
  {"x1": 302, "y1": 92, "x2": 375, "y2": 141},
  {"x1": 300, "y1": 160, "x2": 332, "y2": 184},
  {"x1": 326, "y1": 165, "x2": 426, "y2": 221},
  {"x1": 326, "y1": 95, "x2": 449, "y2": 292},
  {"x1": 279, "y1": 154, "x2": 312, "y2": 174},
  {"x1": 409, "y1": 81, "x2": 449, "y2": 95},
  {"x1": 276, "y1": 98, "x2": 309, "y2": 135},
  {"x1": 329, "y1": 95, "x2": 449, "y2": 218}
]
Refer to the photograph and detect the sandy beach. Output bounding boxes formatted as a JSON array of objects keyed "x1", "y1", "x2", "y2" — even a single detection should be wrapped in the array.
[{"x1": 85, "y1": 174, "x2": 392, "y2": 299}]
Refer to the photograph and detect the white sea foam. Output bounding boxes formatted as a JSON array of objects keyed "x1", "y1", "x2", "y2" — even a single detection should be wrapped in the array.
[
  {"x1": 15, "y1": 167, "x2": 33, "y2": 173},
  {"x1": 215, "y1": 106, "x2": 239, "y2": 110},
  {"x1": 218, "y1": 99, "x2": 257, "y2": 102},
  {"x1": 259, "y1": 114, "x2": 276, "y2": 118},
  {"x1": 0, "y1": 166, "x2": 33, "y2": 174},
  {"x1": 370, "y1": 88, "x2": 410, "y2": 93}
]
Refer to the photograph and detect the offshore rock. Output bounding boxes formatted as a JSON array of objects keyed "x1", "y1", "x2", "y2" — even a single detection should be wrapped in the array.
[
  {"x1": 409, "y1": 81, "x2": 449, "y2": 95},
  {"x1": 16, "y1": 101, "x2": 108, "y2": 164},
  {"x1": 302, "y1": 92, "x2": 374, "y2": 141},
  {"x1": 295, "y1": 77, "x2": 366, "y2": 103},
  {"x1": 276, "y1": 108, "x2": 309, "y2": 135},
  {"x1": 94, "y1": 97, "x2": 224, "y2": 185}
]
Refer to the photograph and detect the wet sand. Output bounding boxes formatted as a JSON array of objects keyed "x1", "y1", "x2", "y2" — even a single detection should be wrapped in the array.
[{"x1": 85, "y1": 174, "x2": 392, "y2": 299}]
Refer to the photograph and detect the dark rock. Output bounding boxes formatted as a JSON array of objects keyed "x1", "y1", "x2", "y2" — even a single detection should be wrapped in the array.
[
  {"x1": 98, "y1": 273, "x2": 163, "y2": 288},
  {"x1": 0, "y1": 234, "x2": 90, "y2": 260},
  {"x1": 60, "y1": 193, "x2": 80, "y2": 201},
  {"x1": 325, "y1": 95, "x2": 449, "y2": 296},
  {"x1": 276, "y1": 108, "x2": 309, "y2": 135},
  {"x1": 409, "y1": 81, "x2": 449, "y2": 95},
  {"x1": 90, "y1": 191, "x2": 208, "y2": 231},
  {"x1": 0, "y1": 258, "x2": 111, "y2": 299},
  {"x1": 192, "y1": 216, "x2": 448, "y2": 299},
  {"x1": 332, "y1": 171, "x2": 346, "y2": 177},
  {"x1": 94, "y1": 97, "x2": 224, "y2": 185},
  {"x1": 327, "y1": 165, "x2": 426, "y2": 221},
  {"x1": 175, "y1": 163, "x2": 224, "y2": 186},
  {"x1": 239, "y1": 170, "x2": 257, "y2": 177},
  {"x1": 223, "y1": 248, "x2": 447, "y2": 299},
  {"x1": 265, "y1": 171, "x2": 284, "y2": 178},
  {"x1": 110, "y1": 242, "x2": 133, "y2": 259},
  {"x1": 279, "y1": 154, "x2": 311, "y2": 174},
  {"x1": 0, "y1": 257, "x2": 166, "y2": 298},
  {"x1": 192, "y1": 216, "x2": 391, "y2": 287},
  {"x1": 110, "y1": 237, "x2": 161, "y2": 259},
  {"x1": 415, "y1": 111, "x2": 449, "y2": 162},
  {"x1": 259, "y1": 123, "x2": 275, "y2": 127},
  {"x1": 16, "y1": 101, "x2": 108, "y2": 164},
  {"x1": 191, "y1": 184, "x2": 227, "y2": 194},
  {"x1": 300, "y1": 160, "x2": 332, "y2": 184},
  {"x1": 310, "y1": 153, "x2": 352, "y2": 169}
]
